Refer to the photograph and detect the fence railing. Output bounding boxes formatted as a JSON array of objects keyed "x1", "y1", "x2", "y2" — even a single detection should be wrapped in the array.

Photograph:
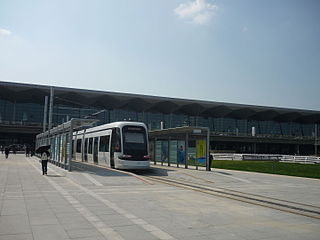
[
  {"x1": 211, "y1": 153, "x2": 320, "y2": 164},
  {"x1": 210, "y1": 131, "x2": 317, "y2": 141},
  {"x1": 280, "y1": 155, "x2": 320, "y2": 164}
]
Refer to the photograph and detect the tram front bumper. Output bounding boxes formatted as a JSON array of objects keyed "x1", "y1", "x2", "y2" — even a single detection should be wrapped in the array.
[{"x1": 116, "y1": 160, "x2": 150, "y2": 169}]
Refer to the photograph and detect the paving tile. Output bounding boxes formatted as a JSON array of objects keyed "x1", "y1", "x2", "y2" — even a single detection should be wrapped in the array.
[
  {"x1": 113, "y1": 225, "x2": 160, "y2": 240},
  {"x1": 26, "y1": 203, "x2": 50, "y2": 212},
  {"x1": 66, "y1": 228, "x2": 105, "y2": 239},
  {"x1": 27, "y1": 208, "x2": 54, "y2": 216},
  {"x1": 98, "y1": 214, "x2": 134, "y2": 227},
  {"x1": 0, "y1": 233, "x2": 33, "y2": 240},
  {"x1": 29, "y1": 213, "x2": 60, "y2": 226},
  {"x1": 1, "y1": 200, "x2": 27, "y2": 216},
  {"x1": 85, "y1": 206, "x2": 117, "y2": 216},
  {"x1": 67, "y1": 237, "x2": 106, "y2": 240},
  {"x1": 55, "y1": 212, "x2": 88, "y2": 224},
  {"x1": 32, "y1": 224, "x2": 70, "y2": 240},
  {"x1": 0, "y1": 215, "x2": 31, "y2": 235},
  {"x1": 61, "y1": 221, "x2": 94, "y2": 231}
]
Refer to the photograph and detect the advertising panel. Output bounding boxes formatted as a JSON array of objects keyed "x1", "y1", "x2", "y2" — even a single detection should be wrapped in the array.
[{"x1": 196, "y1": 139, "x2": 206, "y2": 164}]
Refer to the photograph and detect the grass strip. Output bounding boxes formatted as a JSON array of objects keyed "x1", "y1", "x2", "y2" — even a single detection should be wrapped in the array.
[{"x1": 211, "y1": 160, "x2": 320, "y2": 179}]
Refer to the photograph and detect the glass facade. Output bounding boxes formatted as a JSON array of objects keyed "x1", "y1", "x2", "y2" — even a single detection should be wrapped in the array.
[
  {"x1": 0, "y1": 98, "x2": 318, "y2": 137},
  {"x1": 0, "y1": 97, "x2": 319, "y2": 155},
  {"x1": 0, "y1": 99, "x2": 44, "y2": 124}
]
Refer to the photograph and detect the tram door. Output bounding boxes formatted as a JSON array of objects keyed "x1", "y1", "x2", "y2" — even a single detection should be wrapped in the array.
[
  {"x1": 110, "y1": 128, "x2": 118, "y2": 168},
  {"x1": 98, "y1": 135, "x2": 110, "y2": 166},
  {"x1": 93, "y1": 137, "x2": 98, "y2": 164},
  {"x1": 84, "y1": 138, "x2": 88, "y2": 162}
]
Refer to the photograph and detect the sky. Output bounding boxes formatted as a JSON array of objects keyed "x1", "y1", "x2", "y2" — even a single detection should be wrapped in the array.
[{"x1": 0, "y1": 0, "x2": 319, "y2": 111}]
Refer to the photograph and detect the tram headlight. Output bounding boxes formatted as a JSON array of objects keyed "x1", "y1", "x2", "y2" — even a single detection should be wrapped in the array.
[{"x1": 119, "y1": 154, "x2": 132, "y2": 160}]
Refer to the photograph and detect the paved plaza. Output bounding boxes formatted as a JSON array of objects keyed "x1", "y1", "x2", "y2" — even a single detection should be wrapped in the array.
[{"x1": 0, "y1": 154, "x2": 319, "y2": 240}]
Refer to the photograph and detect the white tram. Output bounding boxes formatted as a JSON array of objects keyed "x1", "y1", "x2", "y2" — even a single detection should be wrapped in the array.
[{"x1": 73, "y1": 122, "x2": 150, "y2": 169}]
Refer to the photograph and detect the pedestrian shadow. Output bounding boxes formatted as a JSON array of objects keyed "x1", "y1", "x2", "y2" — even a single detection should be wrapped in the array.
[
  {"x1": 215, "y1": 171, "x2": 232, "y2": 175},
  {"x1": 46, "y1": 174, "x2": 64, "y2": 177}
]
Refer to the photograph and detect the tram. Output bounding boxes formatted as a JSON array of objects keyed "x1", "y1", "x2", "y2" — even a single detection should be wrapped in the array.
[{"x1": 73, "y1": 121, "x2": 150, "y2": 169}]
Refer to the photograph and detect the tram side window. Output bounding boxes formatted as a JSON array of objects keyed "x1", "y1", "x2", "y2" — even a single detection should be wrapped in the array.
[
  {"x1": 88, "y1": 138, "x2": 93, "y2": 154},
  {"x1": 111, "y1": 128, "x2": 121, "y2": 152},
  {"x1": 99, "y1": 135, "x2": 110, "y2": 152},
  {"x1": 115, "y1": 128, "x2": 121, "y2": 152},
  {"x1": 84, "y1": 138, "x2": 88, "y2": 153},
  {"x1": 76, "y1": 139, "x2": 82, "y2": 153}
]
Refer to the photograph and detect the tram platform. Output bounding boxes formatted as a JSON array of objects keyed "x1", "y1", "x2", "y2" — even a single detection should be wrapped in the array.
[{"x1": 0, "y1": 154, "x2": 319, "y2": 240}]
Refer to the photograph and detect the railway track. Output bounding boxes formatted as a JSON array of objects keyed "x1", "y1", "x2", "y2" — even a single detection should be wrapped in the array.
[
  {"x1": 68, "y1": 161, "x2": 320, "y2": 220},
  {"x1": 143, "y1": 174, "x2": 320, "y2": 220}
]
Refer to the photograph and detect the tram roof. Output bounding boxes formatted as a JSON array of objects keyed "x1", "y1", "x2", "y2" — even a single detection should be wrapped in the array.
[
  {"x1": 1, "y1": 81, "x2": 320, "y2": 124},
  {"x1": 74, "y1": 121, "x2": 147, "y2": 135}
]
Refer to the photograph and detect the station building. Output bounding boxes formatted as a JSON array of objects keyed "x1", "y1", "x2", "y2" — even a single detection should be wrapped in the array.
[{"x1": 0, "y1": 81, "x2": 319, "y2": 155}]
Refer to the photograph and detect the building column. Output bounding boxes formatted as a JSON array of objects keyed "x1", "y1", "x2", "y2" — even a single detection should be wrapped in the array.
[
  {"x1": 48, "y1": 87, "x2": 54, "y2": 130},
  {"x1": 12, "y1": 100, "x2": 16, "y2": 122},
  {"x1": 43, "y1": 96, "x2": 48, "y2": 132}
]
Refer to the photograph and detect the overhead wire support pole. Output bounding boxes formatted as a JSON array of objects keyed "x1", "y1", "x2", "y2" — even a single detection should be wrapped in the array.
[
  {"x1": 185, "y1": 133, "x2": 188, "y2": 169},
  {"x1": 68, "y1": 119, "x2": 73, "y2": 172},
  {"x1": 206, "y1": 127, "x2": 211, "y2": 171}
]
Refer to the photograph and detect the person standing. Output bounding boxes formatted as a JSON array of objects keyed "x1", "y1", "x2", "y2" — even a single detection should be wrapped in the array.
[
  {"x1": 178, "y1": 145, "x2": 185, "y2": 164},
  {"x1": 4, "y1": 147, "x2": 10, "y2": 159},
  {"x1": 26, "y1": 146, "x2": 30, "y2": 157},
  {"x1": 31, "y1": 147, "x2": 35, "y2": 157},
  {"x1": 41, "y1": 151, "x2": 49, "y2": 175}
]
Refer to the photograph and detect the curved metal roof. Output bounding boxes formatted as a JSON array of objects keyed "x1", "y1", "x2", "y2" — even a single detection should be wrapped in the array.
[{"x1": 1, "y1": 81, "x2": 320, "y2": 124}]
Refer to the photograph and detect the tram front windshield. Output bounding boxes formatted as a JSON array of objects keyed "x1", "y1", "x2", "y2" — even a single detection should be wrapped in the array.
[{"x1": 122, "y1": 126, "x2": 148, "y2": 160}]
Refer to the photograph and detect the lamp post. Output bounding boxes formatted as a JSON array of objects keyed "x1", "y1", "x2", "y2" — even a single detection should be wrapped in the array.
[{"x1": 315, "y1": 123, "x2": 318, "y2": 156}]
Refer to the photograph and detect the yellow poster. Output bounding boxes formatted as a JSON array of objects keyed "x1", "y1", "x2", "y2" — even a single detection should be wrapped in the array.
[{"x1": 196, "y1": 140, "x2": 206, "y2": 163}]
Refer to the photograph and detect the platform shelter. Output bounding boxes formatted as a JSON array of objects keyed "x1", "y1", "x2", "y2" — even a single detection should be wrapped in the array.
[
  {"x1": 36, "y1": 118, "x2": 98, "y2": 171},
  {"x1": 149, "y1": 126, "x2": 211, "y2": 171}
]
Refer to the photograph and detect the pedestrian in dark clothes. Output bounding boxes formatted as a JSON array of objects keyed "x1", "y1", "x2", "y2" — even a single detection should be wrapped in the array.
[
  {"x1": 41, "y1": 151, "x2": 49, "y2": 175},
  {"x1": 26, "y1": 146, "x2": 30, "y2": 157},
  {"x1": 4, "y1": 147, "x2": 10, "y2": 159}
]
